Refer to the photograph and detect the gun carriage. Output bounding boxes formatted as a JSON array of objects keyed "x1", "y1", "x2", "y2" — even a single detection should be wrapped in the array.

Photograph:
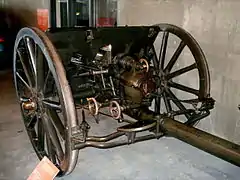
[{"x1": 13, "y1": 24, "x2": 240, "y2": 176}]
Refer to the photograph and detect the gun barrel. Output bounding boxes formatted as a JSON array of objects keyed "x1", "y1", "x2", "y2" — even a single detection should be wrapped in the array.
[{"x1": 161, "y1": 118, "x2": 240, "y2": 167}]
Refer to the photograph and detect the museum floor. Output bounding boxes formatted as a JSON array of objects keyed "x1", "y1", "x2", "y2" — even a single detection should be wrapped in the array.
[{"x1": 0, "y1": 70, "x2": 239, "y2": 180}]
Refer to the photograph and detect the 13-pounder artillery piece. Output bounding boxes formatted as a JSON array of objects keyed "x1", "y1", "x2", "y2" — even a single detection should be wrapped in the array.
[{"x1": 12, "y1": 24, "x2": 240, "y2": 176}]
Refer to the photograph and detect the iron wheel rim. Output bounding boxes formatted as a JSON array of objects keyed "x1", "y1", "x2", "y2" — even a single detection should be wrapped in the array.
[{"x1": 13, "y1": 27, "x2": 78, "y2": 176}]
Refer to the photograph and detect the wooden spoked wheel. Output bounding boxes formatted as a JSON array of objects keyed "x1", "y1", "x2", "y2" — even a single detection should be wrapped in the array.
[
  {"x1": 13, "y1": 27, "x2": 78, "y2": 176},
  {"x1": 148, "y1": 24, "x2": 210, "y2": 125}
]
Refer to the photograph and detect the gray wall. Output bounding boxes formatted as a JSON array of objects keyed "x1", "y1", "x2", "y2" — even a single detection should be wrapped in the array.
[{"x1": 118, "y1": 0, "x2": 240, "y2": 144}]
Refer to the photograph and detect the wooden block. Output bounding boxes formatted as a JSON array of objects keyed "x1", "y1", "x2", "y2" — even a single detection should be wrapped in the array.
[{"x1": 27, "y1": 156, "x2": 60, "y2": 180}]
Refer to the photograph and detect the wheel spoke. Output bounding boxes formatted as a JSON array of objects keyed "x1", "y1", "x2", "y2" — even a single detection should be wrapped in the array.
[
  {"x1": 17, "y1": 49, "x2": 33, "y2": 88},
  {"x1": 36, "y1": 46, "x2": 45, "y2": 91},
  {"x1": 28, "y1": 128, "x2": 38, "y2": 144},
  {"x1": 165, "y1": 88, "x2": 191, "y2": 119},
  {"x1": 24, "y1": 37, "x2": 37, "y2": 75},
  {"x1": 16, "y1": 72, "x2": 32, "y2": 91},
  {"x1": 34, "y1": 42, "x2": 38, "y2": 61},
  {"x1": 150, "y1": 45, "x2": 160, "y2": 74},
  {"x1": 47, "y1": 109, "x2": 65, "y2": 140},
  {"x1": 159, "y1": 31, "x2": 169, "y2": 70},
  {"x1": 43, "y1": 69, "x2": 50, "y2": 93},
  {"x1": 164, "y1": 40, "x2": 186, "y2": 73},
  {"x1": 168, "y1": 82, "x2": 199, "y2": 96},
  {"x1": 37, "y1": 119, "x2": 45, "y2": 151},
  {"x1": 46, "y1": 132, "x2": 57, "y2": 164},
  {"x1": 42, "y1": 99, "x2": 61, "y2": 111},
  {"x1": 26, "y1": 113, "x2": 38, "y2": 129},
  {"x1": 154, "y1": 89, "x2": 161, "y2": 114},
  {"x1": 163, "y1": 91, "x2": 172, "y2": 113},
  {"x1": 167, "y1": 63, "x2": 197, "y2": 79},
  {"x1": 42, "y1": 113, "x2": 64, "y2": 161}
]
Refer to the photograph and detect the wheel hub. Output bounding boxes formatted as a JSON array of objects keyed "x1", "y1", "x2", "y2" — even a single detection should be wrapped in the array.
[
  {"x1": 21, "y1": 91, "x2": 45, "y2": 112},
  {"x1": 160, "y1": 73, "x2": 169, "y2": 89},
  {"x1": 21, "y1": 100, "x2": 37, "y2": 111}
]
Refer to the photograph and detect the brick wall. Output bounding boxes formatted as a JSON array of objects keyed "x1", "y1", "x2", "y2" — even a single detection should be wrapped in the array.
[{"x1": 119, "y1": 0, "x2": 240, "y2": 143}]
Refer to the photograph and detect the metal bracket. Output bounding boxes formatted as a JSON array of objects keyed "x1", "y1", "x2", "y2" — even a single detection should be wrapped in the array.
[
  {"x1": 126, "y1": 132, "x2": 136, "y2": 144},
  {"x1": 155, "y1": 115, "x2": 165, "y2": 139},
  {"x1": 85, "y1": 29, "x2": 94, "y2": 44},
  {"x1": 72, "y1": 109, "x2": 90, "y2": 143},
  {"x1": 71, "y1": 122, "x2": 90, "y2": 143}
]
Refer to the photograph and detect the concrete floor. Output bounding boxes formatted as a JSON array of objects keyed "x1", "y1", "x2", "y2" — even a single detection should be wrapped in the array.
[{"x1": 0, "y1": 70, "x2": 239, "y2": 180}]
